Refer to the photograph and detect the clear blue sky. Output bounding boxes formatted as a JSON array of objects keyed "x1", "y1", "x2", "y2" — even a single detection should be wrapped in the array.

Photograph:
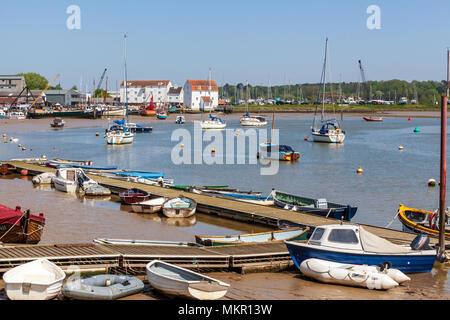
[{"x1": 1, "y1": 0, "x2": 449, "y2": 90}]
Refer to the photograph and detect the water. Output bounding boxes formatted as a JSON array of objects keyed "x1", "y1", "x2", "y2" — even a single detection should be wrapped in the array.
[{"x1": 0, "y1": 116, "x2": 445, "y2": 232}]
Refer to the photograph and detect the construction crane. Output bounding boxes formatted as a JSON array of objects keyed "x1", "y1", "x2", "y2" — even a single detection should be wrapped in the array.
[
  {"x1": 97, "y1": 68, "x2": 107, "y2": 90},
  {"x1": 30, "y1": 73, "x2": 60, "y2": 108},
  {"x1": 358, "y1": 60, "x2": 369, "y2": 102}
]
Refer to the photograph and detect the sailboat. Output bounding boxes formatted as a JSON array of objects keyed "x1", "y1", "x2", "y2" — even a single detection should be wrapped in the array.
[
  {"x1": 258, "y1": 110, "x2": 300, "y2": 161},
  {"x1": 105, "y1": 33, "x2": 134, "y2": 145},
  {"x1": 240, "y1": 81, "x2": 267, "y2": 127},
  {"x1": 200, "y1": 69, "x2": 226, "y2": 129},
  {"x1": 311, "y1": 38, "x2": 345, "y2": 144}
]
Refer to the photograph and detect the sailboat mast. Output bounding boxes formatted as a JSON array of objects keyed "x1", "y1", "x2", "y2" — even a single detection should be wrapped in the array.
[
  {"x1": 321, "y1": 38, "x2": 328, "y2": 122},
  {"x1": 270, "y1": 109, "x2": 275, "y2": 144},
  {"x1": 124, "y1": 33, "x2": 129, "y2": 122}
]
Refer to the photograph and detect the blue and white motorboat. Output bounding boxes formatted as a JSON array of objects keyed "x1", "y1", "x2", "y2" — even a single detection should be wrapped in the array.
[
  {"x1": 112, "y1": 170, "x2": 164, "y2": 179},
  {"x1": 284, "y1": 224, "x2": 437, "y2": 274},
  {"x1": 175, "y1": 115, "x2": 185, "y2": 124}
]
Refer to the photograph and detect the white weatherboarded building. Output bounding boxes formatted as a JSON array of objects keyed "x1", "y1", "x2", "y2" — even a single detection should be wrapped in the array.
[
  {"x1": 120, "y1": 80, "x2": 172, "y2": 105},
  {"x1": 167, "y1": 87, "x2": 184, "y2": 106},
  {"x1": 183, "y1": 80, "x2": 218, "y2": 110}
]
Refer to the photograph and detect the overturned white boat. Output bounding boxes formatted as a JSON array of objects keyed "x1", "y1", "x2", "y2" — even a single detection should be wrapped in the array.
[
  {"x1": 3, "y1": 259, "x2": 66, "y2": 300},
  {"x1": 146, "y1": 260, "x2": 229, "y2": 300},
  {"x1": 299, "y1": 258, "x2": 407, "y2": 290},
  {"x1": 32, "y1": 172, "x2": 56, "y2": 185},
  {"x1": 131, "y1": 197, "x2": 167, "y2": 214}
]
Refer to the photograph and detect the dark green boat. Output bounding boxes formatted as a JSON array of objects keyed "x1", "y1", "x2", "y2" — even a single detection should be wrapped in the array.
[{"x1": 27, "y1": 109, "x2": 100, "y2": 119}]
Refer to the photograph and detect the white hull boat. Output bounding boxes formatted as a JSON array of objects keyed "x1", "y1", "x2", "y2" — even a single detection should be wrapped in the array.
[
  {"x1": 162, "y1": 197, "x2": 197, "y2": 218},
  {"x1": 102, "y1": 107, "x2": 126, "y2": 116},
  {"x1": 146, "y1": 260, "x2": 230, "y2": 300},
  {"x1": 131, "y1": 197, "x2": 167, "y2": 213},
  {"x1": 311, "y1": 129, "x2": 345, "y2": 143},
  {"x1": 3, "y1": 259, "x2": 65, "y2": 300},
  {"x1": 105, "y1": 129, "x2": 134, "y2": 145},
  {"x1": 240, "y1": 115, "x2": 267, "y2": 127},
  {"x1": 200, "y1": 119, "x2": 226, "y2": 129},
  {"x1": 32, "y1": 172, "x2": 56, "y2": 185},
  {"x1": 299, "y1": 258, "x2": 408, "y2": 290},
  {"x1": 52, "y1": 168, "x2": 101, "y2": 193}
]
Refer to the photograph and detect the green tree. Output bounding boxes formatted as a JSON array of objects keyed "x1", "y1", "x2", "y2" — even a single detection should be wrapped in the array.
[{"x1": 17, "y1": 72, "x2": 48, "y2": 90}]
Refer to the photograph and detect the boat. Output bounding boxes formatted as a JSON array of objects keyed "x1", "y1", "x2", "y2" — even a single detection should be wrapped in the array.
[
  {"x1": 0, "y1": 204, "x2": 45, "y2": 244},
  {"x1": 62, "y1": 274, "x2": 144, "y2": 300},
  {"x1": 397, "y1": 204, "x2": 450, "y2": 239},
  {"x1": 0, "y1": 109, "x2": 5, "y2": 119},
  {"x1": 3, "y1": 259, "x2": 65, "y2": 300},
  {"x1": 84, "y1": 184, "x2": 111, "y2": 196},
  {"x1": 119, "y1": 188, "x2": 150, "y2": 204},
  {"x1": 175, "y1": 115, "x2": 185, "y2": 124},
  {"x1": 6, "y1": 111, "x2": 26, "y2": 120},
  {"x1": 200, "y1": 69, "x2": 226, "y2": 130},
  {"x1": 105, "y1": 34, "x2": 134, "y2": 145},
  {"x1": 113, "y1": 118, "x2": 152, "y2": 133},
  {"x1": 52, "y1": 168, "x2": 100, "y2": 193},
  {"x1": 240, "y1": 82, "x2": 267, "y2": 127},
  {"x1": 105, "y1": 124, "x2": 134, "y2": 145},
  {"x1": 0, "y1": 163, "x2": 16, "y2": 175},
  {"x1": 258, "y1": 110, "x2": 300, "y2": 161},
  {"x1": 52, "y1": 158, "x2": 93, "y2": 166},
  {"x1": 113, "y1": 170, "x2": 164, "y2": 179},
  {"x1": 93, "y1": 238, "x2": 202, "y2": 247},
  {"x1": 130, "y1": 197, "x2": 167, "y2": 213},
  {"x1": 146, "y1": 260, "x2": 230, "y2": 300},
  {"x1": 47, "y1": 162, "x2": 117, "y2": 171},
  {"x1": 140, "y1": 96, "x2": 157, "y2": 116},
  {"x1": 162, "y1": 197, "x2": 197, "y2": 218},
  {"x1": 50, "y1": 118, "x2": 65, "y2": 128},
  {"x1": 156, "y1": 111, "x2": 167, "y2": 120},
  {"x1": 102, "y1": 106, "x2": 126, "y2": 117},
  {"x1": 27, "y1": 109, "x2": 98, "y2": 119},
  {"x1": 32, "y1": 172, "x2": 56, "y2": 185},
  {"x1": 191, "y1": 188, "x2": 274, "y2": 206},
  {"x1": 363, "y1": 116, "x2": 384, "y2": 122},
  {"x1": 273, "y1": 190, "x2": 357, "y2": 221},
  {"x1": 284, "y1": 224, "x2": 437, "y2": 274},
  {"x1": 195, "y1": 227, "x2": 309, "y2": 246},
  {"x1": 299, "y1": 258, "x2": 406, "y2": 290},
  {"x1": 170, "y1": 185, "x2": 229, "y2": 191},
  {"x1": 311, "y1": 38, "x2": 346, "y2": 143}
]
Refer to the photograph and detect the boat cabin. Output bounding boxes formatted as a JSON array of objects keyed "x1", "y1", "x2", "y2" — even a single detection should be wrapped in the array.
[{"x1": 315, "y1": 121, "x2": 343, "y2": 134}]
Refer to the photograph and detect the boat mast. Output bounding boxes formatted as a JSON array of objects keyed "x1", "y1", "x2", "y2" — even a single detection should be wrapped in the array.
[
  {"x1": 124, "y1": 33, "x2": 129, "y2": 124},
  {"x1": 321, "y1": 38, "x2": 328, "y2": 122},
  {"x1": 270, "y1": 109, "x2": 275, "y2": 144}
]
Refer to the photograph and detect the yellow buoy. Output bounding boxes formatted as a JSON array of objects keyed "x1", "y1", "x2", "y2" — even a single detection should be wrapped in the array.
[
  {"x1": 428, "y1": 179, "x2": 436, "y2": 187},
  {"x1": 356, "y1": 167, "x2": 363, "y2": 174},
  {"x1": 398, "y1": 146, "x2": 404, "y2": 150},
  {"x1": 96, "y1": 132, "x2": 99, "y2": 136},
  {"x1": 18, "y1": 144, "x2": 22, "y2": 148},
  {"x1": 180, "y1": 143, "x2": 184, "y2": 148},
  {"x1": 22, "y1": 147, "x2": 26, "y2": 151},
  {"x1": 41, "y1": 155, "x2": 47, "y2": 159},
  {"x1": 211, "y1": 148, "x2": 216, "y2": 153},
  {"x1": 2, "y1": 133, "x2": 6, "y2": 137}
]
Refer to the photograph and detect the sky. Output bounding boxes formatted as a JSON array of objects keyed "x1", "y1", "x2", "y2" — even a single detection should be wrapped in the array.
[{"x1": 1, "y1": 0, "x2": 449, "y2": 90}]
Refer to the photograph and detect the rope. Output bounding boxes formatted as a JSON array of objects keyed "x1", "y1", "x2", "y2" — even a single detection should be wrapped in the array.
[
  {"x1": 0, "y1": 210, "x2": 26, "y2": 241},
  {"x1": 325, "y1": 208, "x2": 333, "y2": 219},
  {"x1": 385, "y1": 210, "x2": 400, "y2": 228}
]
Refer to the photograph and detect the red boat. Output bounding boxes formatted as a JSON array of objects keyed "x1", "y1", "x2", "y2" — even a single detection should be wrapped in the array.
[
  {"x1": 363, "y1": 116, "x2": 384, "y2": 122},
  {"x1": 0, "y1": 204, "x2": 45, "y2": 244},
  {"x1": 119, "y1": 188, "x2": 150, "y2": 204},
  {"x1": 0, "y1": 164, "x2": 16, "y2": 175}
]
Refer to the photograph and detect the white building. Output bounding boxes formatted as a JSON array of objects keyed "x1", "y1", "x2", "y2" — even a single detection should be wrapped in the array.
[
  {"x1": 183, "y1": 80, "x2": 218, "y2": 110},
  {"x1": 167, "y1": 86, "x2": 184, "y2": 106},
  {"x1": 120, "y1": 80, "x2": 172, "y2": 105}
]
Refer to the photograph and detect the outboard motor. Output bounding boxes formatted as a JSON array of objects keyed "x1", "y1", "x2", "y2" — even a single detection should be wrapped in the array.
[{"x1": 410, "y1": 234, "x2": 432, "y2": 250}]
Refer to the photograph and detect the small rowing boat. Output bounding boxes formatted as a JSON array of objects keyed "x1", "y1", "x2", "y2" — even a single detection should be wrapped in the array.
[
  {"x1": 195, "y1": 227, "x2": 309, "y2": 246},
  {"x1": 146, "y1": 260, "x2": 230, "y2": 300},
  {"x1": 62, "y1": 274, "x2": 144, "y2": 300},
  {"x1": 3, "y1": 259, "x2": 65, "y2": 300},
  {"x1": 119, "y1": 188, "x2": 150, "y2": 204},
  {"x1": 397, "y1": 204, "x2": 450, "y2": 239},
  {"x1": 130, "y1": 197, "x2": 167, "y2": 213},
  {"x1": 162, "y1": 197, "x2": 197, "y2": 218},
  {"x1": 0, "y1": 204, "x2": 45, "y2": 244},
  {"x1": 0, "y1": 163, "x2": 16, "y2": 175},
  {"x1": 363, "y1": 116, "x2": 384, "y2": 122},
  {"x1": 93, "y1": 238, "x2": 203, "y2": 247}
]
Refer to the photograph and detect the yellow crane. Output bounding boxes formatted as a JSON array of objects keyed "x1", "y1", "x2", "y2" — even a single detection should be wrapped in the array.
[{"x1": 30, "y1": 73, "x2": 60, "y2": 108}]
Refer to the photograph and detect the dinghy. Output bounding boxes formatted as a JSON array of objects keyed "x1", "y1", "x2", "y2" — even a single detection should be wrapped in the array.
[
  {"x1": 0, "y1": 163, "x2": 16, "y2": 175},
  {"x1": 273, "y1": 190, "x2": 357, "y2": 221},
  {"x1": 397, "y1": 204, "x2": 450, "y2": 239},
  {"x1": 62, "y1": 274, "x2": 144, "y2": 300},
  {"x1": 191, "y1": 188, "x2": 274, "y2": 206},
  {"x1": 131, "y1": 197, "x2": 167, "y2": 213},
  {"x1": 195, "y1": 227, "x2": 309, "y2": 246},
  {"x1": 299, "y1": 258, "x2": 406, "y2": 290},
  {"x1": 146, "y1": 260, "x2": 230, "y2": 300},
  {"x1": 84, "y1": 184, "x2": 111, "y2": 196},
  {"x1": 162, "y1": 197, "x2": 197, "y2": 218},
  {"x1": 50, "y1": 118, "x2": 65, "y2": 128},
  {"x1": 119, "y1": 188, "x2": 150, "y2": 204},
  {"x1": 3, "y1": 259, "x2": 65, "y2": 300},
  {"x1": 363, "y1": 116, "x2": 384, "y2": 122},
  {"x1": 93, "y1": 238, "x2": 203, "y2": 247},
  {"x1": 32, "y1": 172, "x2": 56, "y2": 185},
  {"x1": 285, "y1": 224, "x2": 437, "y2": 274}
]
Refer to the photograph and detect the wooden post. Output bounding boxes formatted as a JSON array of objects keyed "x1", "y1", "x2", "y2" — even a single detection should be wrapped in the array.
[{"x1": 24, "y1": 209, "x2": 30, "y2": 244}]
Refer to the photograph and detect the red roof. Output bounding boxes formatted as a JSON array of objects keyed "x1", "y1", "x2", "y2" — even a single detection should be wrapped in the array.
[
  {"x1": 201, "y1": 96, "x2": 212, "y2": 103},
  {"x1": 120, "y1": 80, "x2": 170, "y2": 87},
  {"x1": 187, "y1": 80, "x2": 218, "y2": 92}
]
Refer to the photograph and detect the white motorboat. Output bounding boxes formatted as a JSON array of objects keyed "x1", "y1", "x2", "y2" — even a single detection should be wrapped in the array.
[
  {"x1": 146, "y1": 260, "x2": 230, "y2": 300},
  {"x1": 200, "y1": 115, "x2": 226, "y2": 129},
  {"x1": 3, "y1": 259, "x2": 65, "y2": 300},
  {"x1": 131, "y1": 197, "x2": 167, "y2": 213},
  {"x1": 240, "y1": 114, "x2": 267, "y2": 127},
  {"x1": 6, "y1": 111, "x2": 26, "y2": 120},
  {"x1": 299, "y1": 258, "x2": 409, "y2": 290},
  {"x1": 105, "y1": 125, "x2": 134, "y2": 145},
  {"x1": 175, "y1": 115, "x2": 185, "y2": 124},
  {"x1": 52, "y1": 168, "x2": 99, "y2": 193}
]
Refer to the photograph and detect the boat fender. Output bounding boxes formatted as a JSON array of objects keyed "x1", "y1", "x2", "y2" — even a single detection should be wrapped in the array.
[
  {"x1": 410, "y1": 234, "x2": 431, "y2": 250},
  {"x1": 376, "y1": 263, "x2": 385, "y2": 272},
  {"x1": 383, "y1": 261, "x2": 392, "y2": 270}
]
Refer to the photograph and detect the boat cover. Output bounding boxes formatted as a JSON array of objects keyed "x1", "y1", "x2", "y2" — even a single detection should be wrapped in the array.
[
  {"x1": 359, "y1": 226, "x2": 411, "y2": 254},
  {"x1": 0, "y1": 204, "x2": 45, "y2": 226}
]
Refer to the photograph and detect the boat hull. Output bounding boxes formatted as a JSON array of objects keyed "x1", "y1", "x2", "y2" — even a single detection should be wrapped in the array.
[
  {"x1": 52, "y1": 177, "x2": 77, "y2": 193},
  {"x1": 398, "y1": 204, "x2": 450, "y2": 239},
  {"x1": 311, "y1": 131, "x2": 345, "y2": 143},
  {"x1": 285, "y1": 241, "x2": 436, "y2": 274}
]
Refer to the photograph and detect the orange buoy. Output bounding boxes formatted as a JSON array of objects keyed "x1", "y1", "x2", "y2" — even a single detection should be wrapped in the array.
[
  {"x1": 408, "y1": 116, "x2": 412, "y2": 121},
  {"x1": 211, "y1": 148, "x2": 216, "y2": 153},
  {"x1": 356, "y1": 167, "x2": 363, "y2": 174},
  {"x1": 304, "y1": 137, "x2": 308, "y2": 141},
  {"x1": 20, "y1": 169, "x2": 28, "y2": 176}
]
